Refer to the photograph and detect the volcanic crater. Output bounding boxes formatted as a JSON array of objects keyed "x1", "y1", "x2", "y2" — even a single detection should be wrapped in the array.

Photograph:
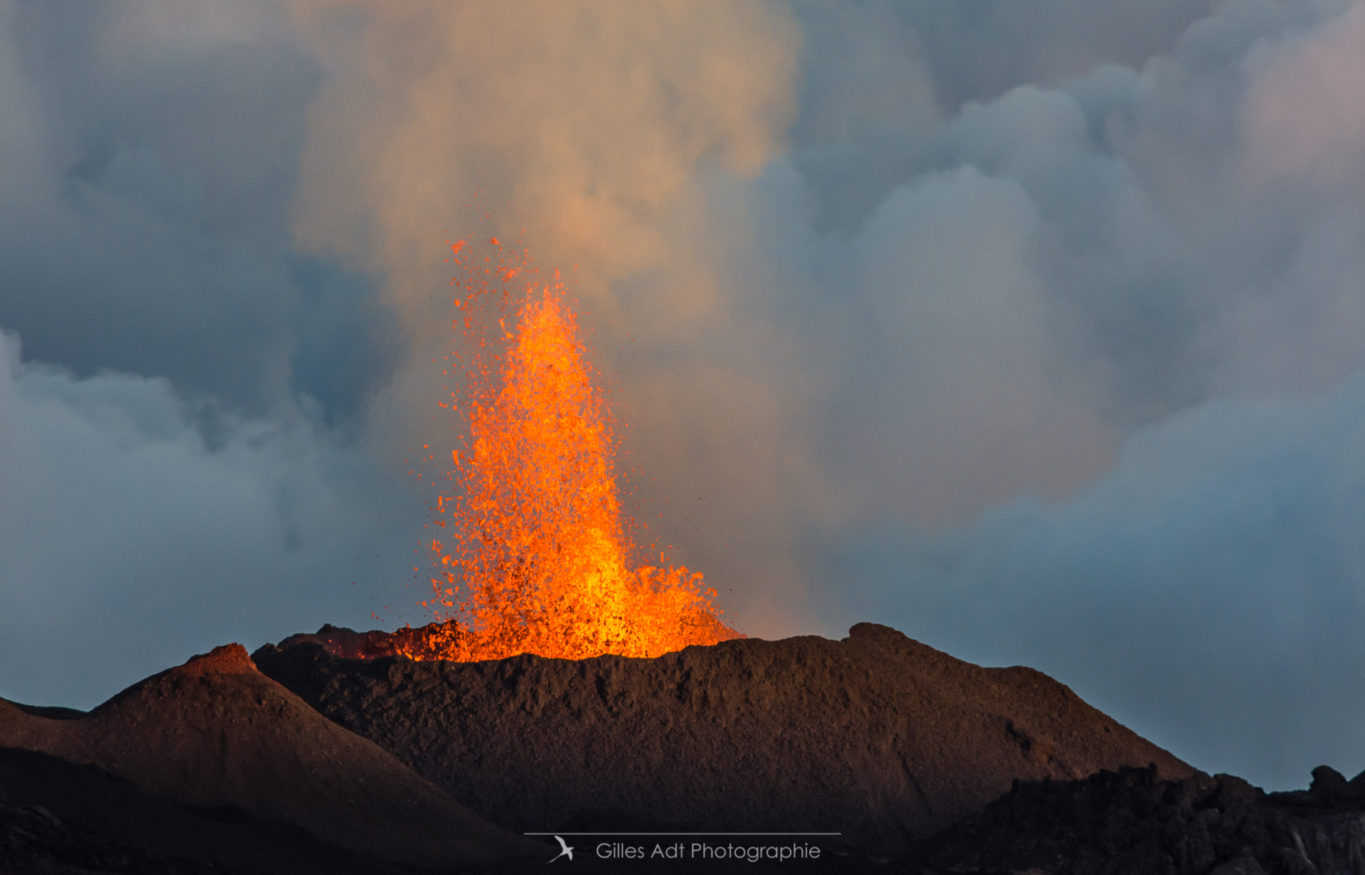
[{"x1": 251, "y1": 621, "x2": 1191, "y2": 854}]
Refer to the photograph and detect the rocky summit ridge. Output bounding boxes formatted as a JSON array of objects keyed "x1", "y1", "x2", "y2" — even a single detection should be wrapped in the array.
[
  {"x1": 253, "y1": 622, "x2": 1192, "y2": 853},
  {"x1": 0, "y1": 642, "x2": 537, "y2": 871},
  {"x1": 2, "y1": 622, "x2": 1360, "y2": 873}
]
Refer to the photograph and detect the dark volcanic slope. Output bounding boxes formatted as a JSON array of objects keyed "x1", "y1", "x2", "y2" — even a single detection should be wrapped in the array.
[
  {"x1": 255, "y1": 622, "x2": 1192, "y2": 852},
  {"x1": 0, "y1": 643, "x2": 537, "y2": 869},
  {"x1": 0, "y1": 746, "x2": 416, "y2": 875},
  {"x1": 915, "y1": 765, "x2": 1365, "y2": 875}
]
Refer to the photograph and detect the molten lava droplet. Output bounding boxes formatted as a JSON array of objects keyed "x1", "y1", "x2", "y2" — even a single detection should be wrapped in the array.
[{"x1": 403, "y1": 239, "x2": 738, "y2": 661}]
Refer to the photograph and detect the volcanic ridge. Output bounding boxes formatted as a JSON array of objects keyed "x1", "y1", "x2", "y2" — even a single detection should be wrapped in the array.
[
  {"x1": 254, "y1": 621, "x2": 1190, "y2": 853},
  {"x1": 3, "y1": 624, "x2": 1362, "y2": 873},
  {"x1": 0, "y1": 643, "x2": 536, "y2": 872}
]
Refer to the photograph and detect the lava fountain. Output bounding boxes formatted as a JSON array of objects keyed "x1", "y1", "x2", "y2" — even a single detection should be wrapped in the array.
[{"x1": 398, "y1": 238, "x2": 738, "y2": 661}]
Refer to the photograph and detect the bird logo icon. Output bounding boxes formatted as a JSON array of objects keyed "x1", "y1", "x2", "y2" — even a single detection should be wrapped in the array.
[{"x1": 548, "y1": 835, "x2": 574, "y2": 863}]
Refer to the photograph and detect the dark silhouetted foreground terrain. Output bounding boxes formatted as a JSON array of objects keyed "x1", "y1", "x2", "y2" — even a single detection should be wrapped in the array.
[
  {"x1": 0, "y1": 745, "x2": 419, "y2": 874},
  {"x1": 914, "y1": 764, "x2": 1365, "y2": 874}
]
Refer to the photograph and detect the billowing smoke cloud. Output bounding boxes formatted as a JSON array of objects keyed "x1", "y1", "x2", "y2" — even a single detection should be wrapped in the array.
[
  {"x1": 776, "y1": 0, "x2": 1365, "y2": 788},
  {"x1": 286, "y1": 0, "x2": 831, "y2": 634},
  {"x1": 0, "y1": 0, "x2": 412, "y2": 442},
  {"x1": 0, "y1": 0, "x2": 411, "y2": 705},
  {"x1": 288, "y1": 0, "x2": 799, "y2": 326},
  {"x1": 787, "y1": 0, "x2": 1214, "y2": 231},
  {"x1": 0, "y1": 331, "x2": 419, "y2": 708}
]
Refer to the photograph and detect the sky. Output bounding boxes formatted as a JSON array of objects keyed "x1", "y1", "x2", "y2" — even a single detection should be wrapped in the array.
[{"x1": 1, "y1": 0, "x2": 1363, "y2": 791}]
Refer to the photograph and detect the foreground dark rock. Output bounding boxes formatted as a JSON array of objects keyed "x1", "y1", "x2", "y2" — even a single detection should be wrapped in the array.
[
  {"x1": 0, "y1": 643, "x2": 538, "y2": 869},
  {"x1": 913, "y1": 764, "x2": 1365, "y2": 875},
  {"x1": 0, "y1": 746, "x2": 415, "y2": 875},
  {"x1": 254, "y1": 622, "x2": 1193, "y2": 853}
]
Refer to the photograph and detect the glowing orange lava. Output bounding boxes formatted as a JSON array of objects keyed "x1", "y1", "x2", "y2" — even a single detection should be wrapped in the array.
[{"x1": 400, "y1": 239, "x2": 737, "y2": 661}]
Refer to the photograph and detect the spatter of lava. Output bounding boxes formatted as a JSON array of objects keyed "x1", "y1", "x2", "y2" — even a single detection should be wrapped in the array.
[{"x1": 399, "y1": 237, "x2": 738, "y2": 661}]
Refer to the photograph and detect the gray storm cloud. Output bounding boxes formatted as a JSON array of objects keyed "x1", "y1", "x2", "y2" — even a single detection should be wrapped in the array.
[
  {"x1": 0, "y1": 0, "x2": 411, "y2": 706},
  {"x1": 2, "y1": 0, "x2": 1364, "y2": 791},
  {"x1": 765, "y1": 0, "x2": 1365, "y2": 527},
  {"x1": 0, "y1": 330, "x2": 417, "y2": 708},
  {"x1": 0, "y1": 1, "x2": 328, "y2": 416}
]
